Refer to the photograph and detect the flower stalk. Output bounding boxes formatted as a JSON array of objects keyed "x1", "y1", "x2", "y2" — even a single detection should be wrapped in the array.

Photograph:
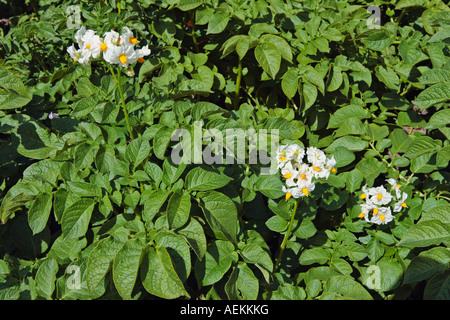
[
  {"x1": 273, "y1": 198, "x2": 300, "y2": 274},
  {"x1": 107, "y1": 63, "x2": 134, "y2": 140}
]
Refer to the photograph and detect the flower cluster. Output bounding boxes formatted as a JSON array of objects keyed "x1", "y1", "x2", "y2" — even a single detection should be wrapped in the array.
[
  {"x1": 358, "y1": 179, "x2": 408, "y2": 225},
  {"x1": 67, "y1": 26, "x2": 151, "y2": 68},
  {"x1": 277, "y1": 145, "x2": 336, "y2": 199}
]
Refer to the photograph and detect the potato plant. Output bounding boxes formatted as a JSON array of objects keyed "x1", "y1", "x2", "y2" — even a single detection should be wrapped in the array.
[{"x1": 0, "y1": 0, "x2": 449, "y2": 300}]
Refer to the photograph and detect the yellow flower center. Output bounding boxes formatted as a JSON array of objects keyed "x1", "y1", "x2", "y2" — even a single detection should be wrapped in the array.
[
  {"x1": 300, "y1": 174, "x2": 307, "y2": 180},
  {"x1": 285, "y1": 192, "x2": 292, "y2": 200},
  {"x1": 302, "y1": 188, "x2": 309, "y2": 196},
  {"x1": 360, "y1": 193, "x2": 366, "y2": 199},
  {"x1": 358, "y1": 213, "x2": 365, "y2": 218},
  {"x1": 313, "y1": 166, "x2": 321, "y2": 172},
  {"x1": 138, "y1": 57, "x2": 144, "y2": 63},
  {"x1": 129, "y1": 37, "x2": 138, "y2": 44},
  {"x1": 377, "y1": 193, "x2": 383, "y2": 200},
  {"x1": 373, "y1": 208, "x2": 379, "y2": 215},
  {"x1": 401, "y1": 202, "x2": 407, "y2": 208},
  {"x1": 279, "y1": 157, "x2": 286, "y2": 162},
  {"x1": 86, "y1": 44, "x2": 91, "y2": 49},
  {"x1": 119, "y1": 54, "x2": 128, "y2": 64},
  {"x1": 397, "y1": 184, "x2": 401, "y2": 188},
  {"x1": 100, "y1": 43, "x2": 108, "y2": 51},
  {"x1": 379, "y1": 214, "x2": 385, "y2": 222},
  {"x1": 331, "y1": 167, "x2": 337, "y2": 173},
  {"x1": 283, "y1": 172, "x2": 293, "y2": 179},
  {"x1": 73, "y1": 58, "x2": 77, "y2": 62}
]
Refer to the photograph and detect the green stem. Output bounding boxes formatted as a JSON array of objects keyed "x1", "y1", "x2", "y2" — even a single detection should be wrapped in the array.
[
  {"x1": 107, "y1": 64, "x2": 134, "y2": 140},
  {"x1": 235, "y1": 58, "x2": 242, "y2": 98},
  {"x1": 189, "y1": 12, "x2": 199, "y2": 52},
  {"x1": 273, "y1": 198, "x2": 300, "y2": 274}
]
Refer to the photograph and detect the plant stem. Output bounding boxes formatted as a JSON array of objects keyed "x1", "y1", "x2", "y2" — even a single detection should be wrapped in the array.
[
  {"x1": 273, "y1": 198, "x2": 300, "y2": 274},
  {"x1": 235, "y1": 58, "x2": 242, "y2": 97},
  {"x1": 189, "y1": 12, "x2": 199, "y2": 52},
  {"x1": 107, "y1": 64, "x2": 134, "y2": 140}
]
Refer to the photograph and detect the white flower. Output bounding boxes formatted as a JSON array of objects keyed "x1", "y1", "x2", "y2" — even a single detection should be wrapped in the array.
[
  {"x1": 312, "y1": 156, "x2": 336, "y2": 179},
  {"x1": 105, "y1": 43, "x2": 139, "y2": 68},
  {"x1": 386, "y1": 178, "x2": 402, "y2": 198},
  {"x1": 48, "y1": 112, "x2": 58, "y2": 119},
  {"x1": 67, "y1": 44, "x2": 90, "y2": 65},
  {"x1": 371, "y1": 206, "x2": 393, "y2": 225},
  {"x1": 119, "y1": 26, "x2": 139, "y2": 48},
  {"x1": 358, "y1": 203, "x2": 374, "y2": 222},
  {"x1": 276, "y1": 145, "x2": 289, "y2": 169},
  {"x1": 296, "y1": 163, "x2": 314, "y2": 188},
  {"x1": 394, "y1": 192, "x2": 408, "y2": 212},
  {"x1": 281, "y1": 161, "x2": 299, "y2": 187},
  {"x1": 306, "y1": 147, "x2": 327, "y2": 167},
  {"x1": 283, "y1": 186, "x2": 302, "y2": 199},
  {"x1": 285, "y1": 144, "x2": 305, "y2": 163},
  {"x1": 368, "y1": 186, "x2": 393, "y2": 206},
  {"x1": 81, "y1": 30, "x2": 102, "y2": 59},
  {"x1": 136, "y1": 44, "x2": 151, "y2": 63}
]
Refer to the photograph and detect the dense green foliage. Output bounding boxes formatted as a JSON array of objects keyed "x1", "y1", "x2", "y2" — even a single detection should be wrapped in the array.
[{"x1": 0, "y1": 0, "x2": 449, "y2": 300}]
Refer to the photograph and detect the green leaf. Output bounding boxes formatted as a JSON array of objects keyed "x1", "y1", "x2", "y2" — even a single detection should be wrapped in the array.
[
  {"x1": 142, "y1": 189, "x2": 170, "y2": 223},
  {"x1": 0, "y1": 67, "x2": 33, "y2": 109},
  {"x1": 28, "y1": 192, "x2": 53, "y2": 235},
  {"x1": 413, "y1": 83, "x2": 450, "y2": 109},
  {"x1": 397, "y1": 220, "x2": 450, "y2": 247},
  {"x1": 153, "y1": 126, "x2": 173, "y2": 160},
  {"x1": 178, "y1": 217, "x2": 207, "y2": 260},
  {"x1": 185, "y1": 166, "x2": 232, "y2": 191},
  {"x1": 362, "y1": 29, "x2": 395, "y2": 51},
  {"x1": 86, "y1": 229, "x2": 129, "y2": 291},
  {"x1": 327, "y1": 66, "x2": 343, "y2": 92},
  {"x1": 141, "y1": 246, "x2": 189, "y2": 299},
  {"x1": 35, "y1": 258, "x2": 58, "y2": 299},
  {"x1": 126, "y1": 136, "x2": 151, "y2": 170},
  {"x1": 389, "y1": 128, "x2": 413, "y2": 155},
  {"x1": 225, "y1": 262, "x2": 259, "y2": 300},
  {"x1": 155, "y1": 231, "x2": 191, "y2": 282},
  {"x1": 404, "y1": 247, "x2": 450, "y2": 284},
  {"x1": 324, "y1": 275, "x2": 373, "y2": 300},
  {"x1": 327, "y1": 105, "x2": 371, "y2": 129},
  {"x1": 199, "y1": 191, "x2": 238, "y2": 244},
  {"x1": 345, "y1": 169, "x2": 364, "y2": 193},
  {"x1": 299, "y1": 248, "x2": 331, "y2": 265},
  {"x1": 0, "y1": 182, "x2": 40, "y2": 224},
  {"x1": 206, "y1": 12, "x2": 230, "y2": 35},
  {"x1": 404, "y1": 136, "x2": 439, "y2": 159},
  {"x1": 194, "y1": 240, "x2": 238, "y2": 286},
  {"x1": 113, "y1": 235, "x2": 146, "y2": 300},
  {"x1": 426, "y1": 108, "x2": 450, "y2": 129},
  {"x1": 254, "y1": 42, "x2": 281, "y2": 79},
  {"x1": 325, "y1": 136, "x2": 368, "y2": 152},
  {"x1": 302, "y1": 81, "x2": 318, "y2": 110},
  {"x1": 15, "y1": 121, "x2": 58, "y2": 159},
  {"x1": 375, "y1": 65, "x2": 400, "y2": 90},
  {"x1": 419, "y1": 69, "x2": 450, "y2": 85},
  {"x1": 266, "y1": 215, "x2": 288, "y2": 232},
  {"x1": 282, "y1": 68, "x2": 299, "y2": 99},
  {"x1": 74, "y1": 142, "x2": 99, "y2": 171},
  {"x1": 355, "y1": 158, "x2": 387, "y2": 186},
  {"x1": 177, "y1": 0, "x2": 204, "y2": 11},
  {"x1": 255, "y1": 175, "x2": 285, "y2": 199},
  {"x1": 240, "y1": 243, "x2": 273, "y2": 283},
  {"x1": 166, "y1": 190, "x2": 191, "y2": 229},
  {"x1": 424, "y1": 270, "x2": 450, "y2": 300},
  {"x1": 61, "y1": 198, "x2": 96, "y2": 239},
  {"x1": 260, "y1": 34, "x2": 293, "y2": 63}
]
